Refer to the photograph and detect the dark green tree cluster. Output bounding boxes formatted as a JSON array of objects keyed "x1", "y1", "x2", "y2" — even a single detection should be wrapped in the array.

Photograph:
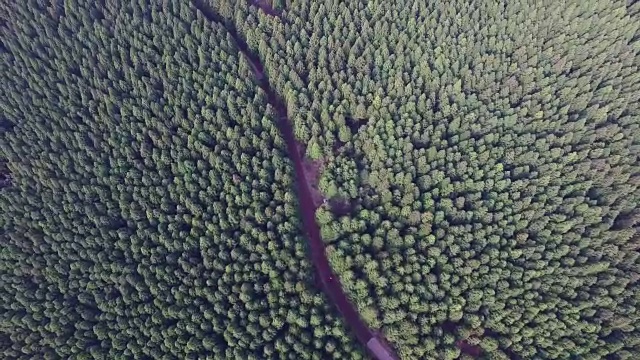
[
  {"x1": 2, "y1": 0, "x2": 640, "y2": 359},
  {"x1": 0, "y1": 1, "x2": 363, "y2": 359},
  {"x1": 214, "y1": 0, "x2": 640, "y2": 358}
]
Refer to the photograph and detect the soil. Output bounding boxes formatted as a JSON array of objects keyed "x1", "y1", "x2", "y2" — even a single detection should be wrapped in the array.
[{"x1": 190, "y1": 1, "x2": 399, "y2": 359}]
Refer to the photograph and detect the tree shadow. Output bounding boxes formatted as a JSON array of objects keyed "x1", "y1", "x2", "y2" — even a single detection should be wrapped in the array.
[
  {"x1": 328, "y1": 196, "x2": 353, "y2": 217},
  {"x1": 0, "y1": 118, "x2": 15, "y2": 132},
  {"x1": 0, "y1": 160, "x2": 11, "y2": 189},
  {"x1": 439, "y1": 320, "x2": 483, "y2": 359},
  {"x1": 251, "y1": 0, "x2": 283, "y2": 18},
  {"x1": 345, "y1": 116, "x2": 368, "y2": 134}
]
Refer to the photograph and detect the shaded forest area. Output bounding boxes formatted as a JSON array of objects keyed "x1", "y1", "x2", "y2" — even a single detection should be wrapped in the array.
[{"x1": 1, "y1": 0, "x2": 640, "y2": 359}]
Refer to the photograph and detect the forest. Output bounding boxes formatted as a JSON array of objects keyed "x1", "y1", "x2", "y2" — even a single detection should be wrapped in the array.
[{"x1": 1, "y1": 0, "x2": 639, "y2": 359}]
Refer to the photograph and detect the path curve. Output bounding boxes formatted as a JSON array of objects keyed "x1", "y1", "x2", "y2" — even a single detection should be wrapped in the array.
[{"x1": 190, "y1": 1, "x2": 399, "y2": 359}]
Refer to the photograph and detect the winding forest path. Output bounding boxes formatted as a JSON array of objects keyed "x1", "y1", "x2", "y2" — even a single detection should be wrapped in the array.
[{"x1": 190, "y1": 1, "x2": 399, "y2": 359}]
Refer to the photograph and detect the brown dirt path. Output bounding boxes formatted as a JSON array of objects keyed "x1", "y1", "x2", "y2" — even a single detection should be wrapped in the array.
[{"x1": 190, "y1": 1, "x2": 399, "y2": 359}]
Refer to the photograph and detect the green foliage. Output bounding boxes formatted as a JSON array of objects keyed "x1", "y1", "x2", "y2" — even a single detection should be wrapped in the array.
[
  {"x1": 216, "y1": 0, "x2": 640, "y2": 358},
  {"x1": 2, "y1": 0, "x2": 640, "y2": 359},
  {"x1": 0, "y1": 1, "x2": 361, "y2": 359}
]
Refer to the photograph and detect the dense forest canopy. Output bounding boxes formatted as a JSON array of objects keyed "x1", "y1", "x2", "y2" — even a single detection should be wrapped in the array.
[
  {"x1": 1, "y1": 0, "x2": 639, "y2": 359},
  {"x1": 0, "y1": 1, "x2": 359, "y2": 359}
]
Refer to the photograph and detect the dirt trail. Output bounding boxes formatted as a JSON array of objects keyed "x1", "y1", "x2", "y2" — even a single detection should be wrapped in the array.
[{"x1": 190, "y1": 1, "x2": 398, "y2": 359}]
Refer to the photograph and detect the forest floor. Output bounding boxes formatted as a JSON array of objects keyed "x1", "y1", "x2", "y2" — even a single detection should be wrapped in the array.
[{"x1": 190, "y1": 1, "x2": 398, "y2": 359}]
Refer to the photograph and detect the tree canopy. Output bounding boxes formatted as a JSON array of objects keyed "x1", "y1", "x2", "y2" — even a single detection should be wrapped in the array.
[{"x1": 1, "y1": 0, "x2": 639, "y2": 359}]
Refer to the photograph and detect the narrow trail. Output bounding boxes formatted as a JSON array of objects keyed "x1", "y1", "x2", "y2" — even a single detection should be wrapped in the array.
[{"x1": 190, "y1": 1, "x2": 399, "y2": 359}]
